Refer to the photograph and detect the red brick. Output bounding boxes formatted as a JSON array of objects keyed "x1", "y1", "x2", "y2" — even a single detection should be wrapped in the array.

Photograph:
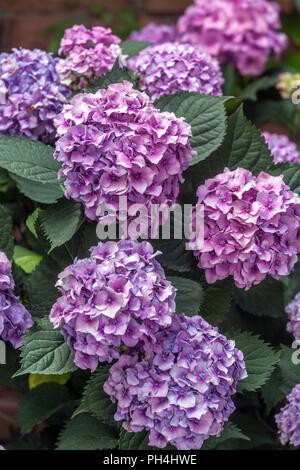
[
  {"x1": 145, "y1": 0, "x2": 191, "y2": 14},
  {"x1": 276, "y1": 0, "x2": 295, "y2": 14},
  {"x1": 10, "y1": 13, "x2": 89, "y2": 50},
  {"x1": 0, "y1": 0, "x2": 129, "y2": 13}
]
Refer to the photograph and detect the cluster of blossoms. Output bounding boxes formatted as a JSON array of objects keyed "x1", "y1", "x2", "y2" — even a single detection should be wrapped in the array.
[
  {"x1": 176, "y1": 0, "x2": 287, "y2": 76},
  {"x1": 189, "y1": 168, "x2": 300, "y2": 290},
  {"x1": 276, "y1": 72, "x2": 300, "y2": 99},
  {"x1": 285, "y1": 293, "x2": 300, "y2": 341},
  {"x1": 275, "y1": 384, "x2": 300, "y2": 447},
  {"x1": 128, "y1": 42, "x2": 223, "y2": 100},
  {"x1": 0, "y1": 251, "x2": 33, "y2": 349},
  {"x1": 0, "y1": 48, "x2": 70, "y2": 144},
  {"x1": 57, "y1": 25, "x2": 123, "y2": 90},
  {"x1": 104, "y1": 313, "x2": 247, "y2": 450},
  {"x1": 263, "y1": 132, "x2": 300, "y2": 165},
  {"x1": 50, "y1": 240, "x2": 176, "y2": 371},
  {"x1": 128, "y1": 23, "x2": 176, "y2": 45},
  {"x1": 54, "y1": 81, "x2": 194, "y2": 229},
  {"x1": 0, "y1": 446, "x2": 4, "y2": 450}
]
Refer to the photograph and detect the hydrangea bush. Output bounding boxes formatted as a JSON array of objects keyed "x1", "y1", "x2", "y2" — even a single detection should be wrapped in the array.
[{"x1": 1, "y1": 3, "x2": 300, "y2": 452}]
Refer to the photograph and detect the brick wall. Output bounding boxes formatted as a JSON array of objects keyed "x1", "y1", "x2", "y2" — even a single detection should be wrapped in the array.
[{"x1": 0, "y1": 0, "x2": 295, "y2": 52}]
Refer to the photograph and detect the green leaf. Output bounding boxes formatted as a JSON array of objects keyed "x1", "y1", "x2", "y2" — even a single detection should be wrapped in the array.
[
  {"x1": 272, "y1": 163, "x2": 300, "y2": 196},
  {"x1": 154, "y1": 92, "x2": 228, "y2": 165},
  {"x1": 12, "y1": 173, "x2": 63, "y2": 204},
  {"x1": 202, "y1": 422, "x2": 250, "y2": 450},
  {"x1": 234, "y1": 277, "x2": 285, "y2": 318},
  {"x1": 153, "y1": 239, "x2": 196, "y2": 273},
  {"x1": 119, "y1": 429, "x2": 157, "y2": 450},
  {"x1": 57, "y1": 413, "x2": 118, "y2": 450},
  {"x1": 40, "y1": 199, "x2": 82, "y2": 252},
  {"x1": 14, "y1": 318, "x2": 77, "y2": 377},
  {"x1": 261, "y1": 344, "x2": 300, "y2": 412},
  {"x1": 86, "y1": 62, "x2": 134, "y2": 93},
  {"x1": 0, "y1": 136, "x2": 60, "y2": 184},
  {"x1": 26, "y1": 209, "x2": 40, "y2": 239},
  {"x1": 228, "y1": 330, "x2": 281, "y2": 392},
  {"x1": 73, "y1": 366, "x2": 117, "y2": 426},
  {"x1": 167, "y1": 276, "x2": 203, "y2": 316},
  {"x1": 201, "y1": 278, "x2": 233, "y2": 325},
  {"x1": 17, "y1": 383, "x2": 77, "y2": 435},
  {"x1": 239, "y1": 75, "x2": 278, "y2": 101},
  {"x1": 121, "y1": 40, "x2": 152, "y2": 57},
  {"x1": 26, "y1": 258, "x2": 60, "y2": 317},
  {"x1": 0, "y1": 203, "x2": 13, "y2": 259},
  {"x1": 13, "y1": 246, "x2": 42, "y2": 274}
]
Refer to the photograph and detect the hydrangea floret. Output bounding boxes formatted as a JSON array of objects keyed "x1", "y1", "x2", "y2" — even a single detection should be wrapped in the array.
[
  {"x1": 57, "y1": 24, "x2": 123, "y2": 90},
  {"x1": 285, "y1": 293, "x2": 300, "y2": 341},
  {"x1": 104, "y1": 313, "x2": 247, "y2": 450},
  {"x1": 262, "y1": 132, "x2": 300, "y2": 165},
  {"x1": 275, "y1": 384, "x2": 300, "y2": 447},
  {"x1": 0, "y1": 251, "x2": 33, "y2": 349},
  {"x1": 189, "y1": 167, "x2": 300, "y2": 289},
  {"x1": 176, "y1": 0, "x2": 288, "y2": 76},
  {"x1": 54, "y1": 81, "x2": 194, "y2": 230},
  {"x1": 50, "y1": 240, "x2": 176, "y2": 371},
  {"x1": 127, "y1": 42, "x2": 223, "y2": 100},
  {"x1": 128, "y1": 23, "x2": 175, "y2": 45},
  {"x1": 0, "y1": 48, "x2": 71, "y2": 144}
]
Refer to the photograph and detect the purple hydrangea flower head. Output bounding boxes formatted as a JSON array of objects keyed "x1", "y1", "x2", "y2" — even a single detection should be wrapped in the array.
[
  {"x1": 54, "y1": 81, "x2": 194, "y2": 230},
  {"x1": 104, "y1": 313, "x2": 247, "y2": 450},
  {"x1": 50, "y1": 240, "x2": 176, "y2": 371},
  {"x1": 127, "y1": 42, "x2": 223, "y2": 100},
  {"x1": 262, "y1": 132, "x2": 300, "y2": 165},
  {"x1": 128, "y1": 23, "x2": 175, "y2": 45},
  {"x1": 189, "y1": 167, "x2": 300, "y2": 290},
  {"x1": 0, "y1": 251, "x2": 33, "y2": 349},
  {"x1": 275, "y1": 384, "x2": 300, "y2": 447},
  {"x1": 0, "y1": 445, "x2": 4, "y2": 450},
  {"x1": 0, "y1": 48, "x2": 71, "y2": 144},
  {"x1": 285, "y1": 293, "x2": 300, "y2": 341},
  {"x1": 57, "y1": 24, "x2": 123, "y2": 90},
  {"x1": 176, "y1": 0, "x2": 288, "y2": 76}
]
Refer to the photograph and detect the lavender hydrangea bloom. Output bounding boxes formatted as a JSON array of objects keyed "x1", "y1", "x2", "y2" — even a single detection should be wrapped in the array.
[
  {"x1": 128, "y1": 23, "x2": 175, "y2": 45},
  {"x1": 285, "y1": 293, "x2": 300, "y2": 341},
  {"x1": 176, "y1": 0, "x2": 288, "y2": 76},
  {"x1": 54, "y1": 81, "x2": 194, "y2": 230},
  {"x1": 275, "y1": 384, "x2": 300, "y2": 447},
  {"x1": 0, "y1": 445, "x2": 4, "y2": 450},
  {"x1": 189, "y1": 168, "x2": 300, "y2": 290},
  {"x1": 104, "y1": 313, "x2": 247, "y2": 450},
  {"x1": 0, "y1": 48, "x2": 71, "y2": 144},
  {"x1": 50, "y1": 240, "x2": 176, "y2": 371},
  {"x1": 262, "y1": 132, "x2": 300, "y2": 165},
  {"x1": 57, "y1": 24, "x2": 123, "y2": 90},
  {"x1": 0, "y1": 251, "x2": 33, "y2": 349},
  {"x1": 127, "y1": 42, "x2": 223, "y2": 100}
]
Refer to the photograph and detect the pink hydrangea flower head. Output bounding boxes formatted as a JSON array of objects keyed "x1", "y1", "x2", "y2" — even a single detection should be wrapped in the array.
[
  {"x1": 104, "y1": 313, "x2": 247, "y2": 450},
  {"x1": 127, "y1": 42, "x2": 223, "y2": 100},
  {"x1": 0, "y1": 48, "x2": 71, "y2": 144},
  {"x1": 189, "y1": 167, "x2": 300, "y2": 290},
  {"x1": 275, "y1": 384, "x2": 300, "y2": 447},
  {"x1": 128, "y1": 23, "x2": 176, "y2": 45},
  {"x1": 54, "y1": 81, "x2": 194, "y2": 232},
  {"x1": 57, "y1": 25, "x2": 123, "y2": 90},
  {"x1": 285, "y1": 293, "x2": 300, "y2": 341},
  {"x1": 0, "y1": 251, "x2": 33, "y2": 349},
  {"x1": 50, "y1": 240, "x2": 176, "y2": 371},
  {"x1": 262, "y1": 132, "x2": 300, "y2": 165},
  {"x1": 176, "y1": 0, "x2": 288, "y2": 76}
]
